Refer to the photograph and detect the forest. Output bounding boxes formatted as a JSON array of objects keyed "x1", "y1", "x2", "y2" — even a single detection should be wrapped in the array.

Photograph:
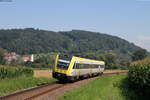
[{"x1": 0, "y1": 28, "x2": 142, "y2": 54}]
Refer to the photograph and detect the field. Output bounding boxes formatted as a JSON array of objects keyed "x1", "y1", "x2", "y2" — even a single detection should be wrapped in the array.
[
  {"x1": 0, "y1": 66, "x2": 33, "y2": 79},
  {"x1": 60, "y1": 74, "x2": 146, "y2": 100},
  {"x1": 0, "y1": 76, "x2": 56, "y2": 96},
  {"x1": 0, "y1": 66, "x2": 56, "y2": 96},
  {"x1": 34, "y1": 70, "x2": 52, "y2": 78}
]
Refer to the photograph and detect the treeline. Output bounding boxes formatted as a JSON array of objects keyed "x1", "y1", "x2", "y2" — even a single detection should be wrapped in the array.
[
  {"x1": 22, "y1": 49, "x2": 148, "y2": 69},
  {"x1": 24, "y1": 53, "x2": 56, "y2": 68}
]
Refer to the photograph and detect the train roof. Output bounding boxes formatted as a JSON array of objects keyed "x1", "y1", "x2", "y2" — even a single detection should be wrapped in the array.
[
  {"x1": 73, "y1": 56, "x2": 105, "y2": 65},
  {"x1": 58, "y1": 54, "x2": 105, "y2": 65}
]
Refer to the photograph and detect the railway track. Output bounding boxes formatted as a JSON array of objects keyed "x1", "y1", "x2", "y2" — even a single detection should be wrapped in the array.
[{"x1": 0, "y1": 71, "x2": 127, "y2": 100}]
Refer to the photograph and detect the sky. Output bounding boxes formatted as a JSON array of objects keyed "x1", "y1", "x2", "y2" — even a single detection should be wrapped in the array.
[{"x1": 0, "y1": 0, "x2": 150, "y2": 51}]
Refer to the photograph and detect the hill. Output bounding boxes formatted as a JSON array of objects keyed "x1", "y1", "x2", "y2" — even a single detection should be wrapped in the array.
[
  {"x1": 0, "y1": 28, "x2": 142, "y2": 55},
  {"x1": 59, "y1": 30, "x2": 141, "y2": 54}
]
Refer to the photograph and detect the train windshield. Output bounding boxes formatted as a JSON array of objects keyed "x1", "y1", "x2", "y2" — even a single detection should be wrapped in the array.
[{"x1": 57, "y1": 59, "x2": 70, "y2": 70}]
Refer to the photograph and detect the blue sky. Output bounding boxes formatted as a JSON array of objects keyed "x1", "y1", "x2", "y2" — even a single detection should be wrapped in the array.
[{"x1": 0, "y1": 0, "x2": 150, "y2": 51}]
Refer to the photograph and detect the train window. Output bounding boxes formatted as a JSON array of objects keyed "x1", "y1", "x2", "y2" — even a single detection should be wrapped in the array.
[
  {"x1": 93, "y1": 65, "x2": 96, "y2": 68},
  {"x1": 92, "y1": 65, "x2": 98, "y2": 68},
  {"x1": 81, "y1": 64, "x2": 84, "y2": 69},
  {"x1": 73, "y1": 63, "x2": 78, "y2": 69},
  {"x1": 73, "y1": 64, "x2": 103, "y2": 69},
  {"x1": 81, "y1": 64, "x2": 85, "y2": 69},
  {"x1": 73, "y1": 64, "x2": 76, "y2": 69},
  {"x1": 73, "y1": 63, "x2": 81, "y2": 69},
  {"x1": 57, "y1": 60, "x2": 70, "y2": 70},
  {"x1": 101, "y1": 65, "x2": 105, "y2": 68},
  {"x1": 80, "y1": 64, "x2": 85, "y2": 69},
  {"x1": 76, "y1": 64, "x2": 80, "y2": 69},
  {"x1": 86, "y1": 64, "x2": 89, "y2": 69},
  {"x1": 74, "y1": 64, "x2": 91, "y2": 69}
]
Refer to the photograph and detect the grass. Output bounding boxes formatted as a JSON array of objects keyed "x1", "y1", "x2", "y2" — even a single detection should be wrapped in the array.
[
  {"x1": 31, "y1": 67, "x2": 51, "y2": 70},
  {"x1": 0, "y1": 77, "x2": 56, "y2": 96},
  {"x1": 60, "y1": 74, "x2": 146, "y2": 100}
]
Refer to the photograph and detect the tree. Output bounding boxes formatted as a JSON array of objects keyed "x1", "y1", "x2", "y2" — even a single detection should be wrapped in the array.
[
  {"x1": 104, "y1": 52, "x2": 117, "y2": 67},
  {"x1": 132, "y1": 49, "x2": 147, "y2": 61},
  {"x1": 0, "y1": 48, "x2": 6, "y2": 65}
]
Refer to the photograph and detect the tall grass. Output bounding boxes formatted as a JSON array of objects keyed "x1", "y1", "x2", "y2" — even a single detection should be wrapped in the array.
[
  {"x1": 0, "y1": 65, "x2": 33, "y2": 79},
  {"x1": 130, "y1": 58, "x2": 150, "y2": 66},
  {"x1": 128, "y1": 58, "x2": 150, "y2": 96},
  {"x1": 0, "y1": 77, "x2": 56, "y2": 96}
]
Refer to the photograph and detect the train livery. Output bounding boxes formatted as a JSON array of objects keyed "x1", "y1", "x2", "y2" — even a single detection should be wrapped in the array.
[{"x1": 52, "y1": 55, "x2": 105, "y2": 81}]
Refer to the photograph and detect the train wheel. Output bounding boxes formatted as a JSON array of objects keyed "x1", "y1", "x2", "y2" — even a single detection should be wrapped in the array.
[
  {"x1": 70, "y1": 76, "x2": 78, "y2": 82},
  {"x1": 99, "y1": 72, "x2": 103, "y2": 76}
]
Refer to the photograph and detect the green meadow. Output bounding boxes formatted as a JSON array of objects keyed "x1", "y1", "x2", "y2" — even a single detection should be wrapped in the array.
[{"x1": 60, "y1": 74, "x2": 146, "y2": 100}]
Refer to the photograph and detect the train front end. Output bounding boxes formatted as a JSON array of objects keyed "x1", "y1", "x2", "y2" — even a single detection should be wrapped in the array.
[{"x1": 52, "y1": 55, "x2": 73, "y2": 81}]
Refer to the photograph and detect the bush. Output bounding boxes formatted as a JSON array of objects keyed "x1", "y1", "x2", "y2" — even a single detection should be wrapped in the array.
[
  {"x1": 0, "y1": 49, "x2": 6, "y2": 65},
  {"x1": 0, "y1": 66, "x2": 33, "y2": 79},
  {"x1": 128, "y1": 58, "x2": 150, "y2": 95},
  {"x1": 105, "y1": 64, "x2": 127, "y2": 70}
]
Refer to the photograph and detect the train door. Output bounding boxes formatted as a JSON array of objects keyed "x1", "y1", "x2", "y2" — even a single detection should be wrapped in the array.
[
  {"x1": 99, "y1": 65, "x2": 101, "y2": 73},
  {"x1": 76, "y1": 63, "x2": 80, "y2": 78},
  {"x1": 73, "y1": 63, "x2": 80, "y2": 79}
]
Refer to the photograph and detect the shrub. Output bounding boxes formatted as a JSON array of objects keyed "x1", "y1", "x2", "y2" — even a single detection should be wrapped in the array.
[
  {"x1": 0, "y1": 66, "x2": 33, "y2": 79},
  {"x1": 128, "y1": 58, "x2": 150, "y2": 95},
  {"x1": 0, "y1": 49, "x2": 6, "y2": 65}
]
